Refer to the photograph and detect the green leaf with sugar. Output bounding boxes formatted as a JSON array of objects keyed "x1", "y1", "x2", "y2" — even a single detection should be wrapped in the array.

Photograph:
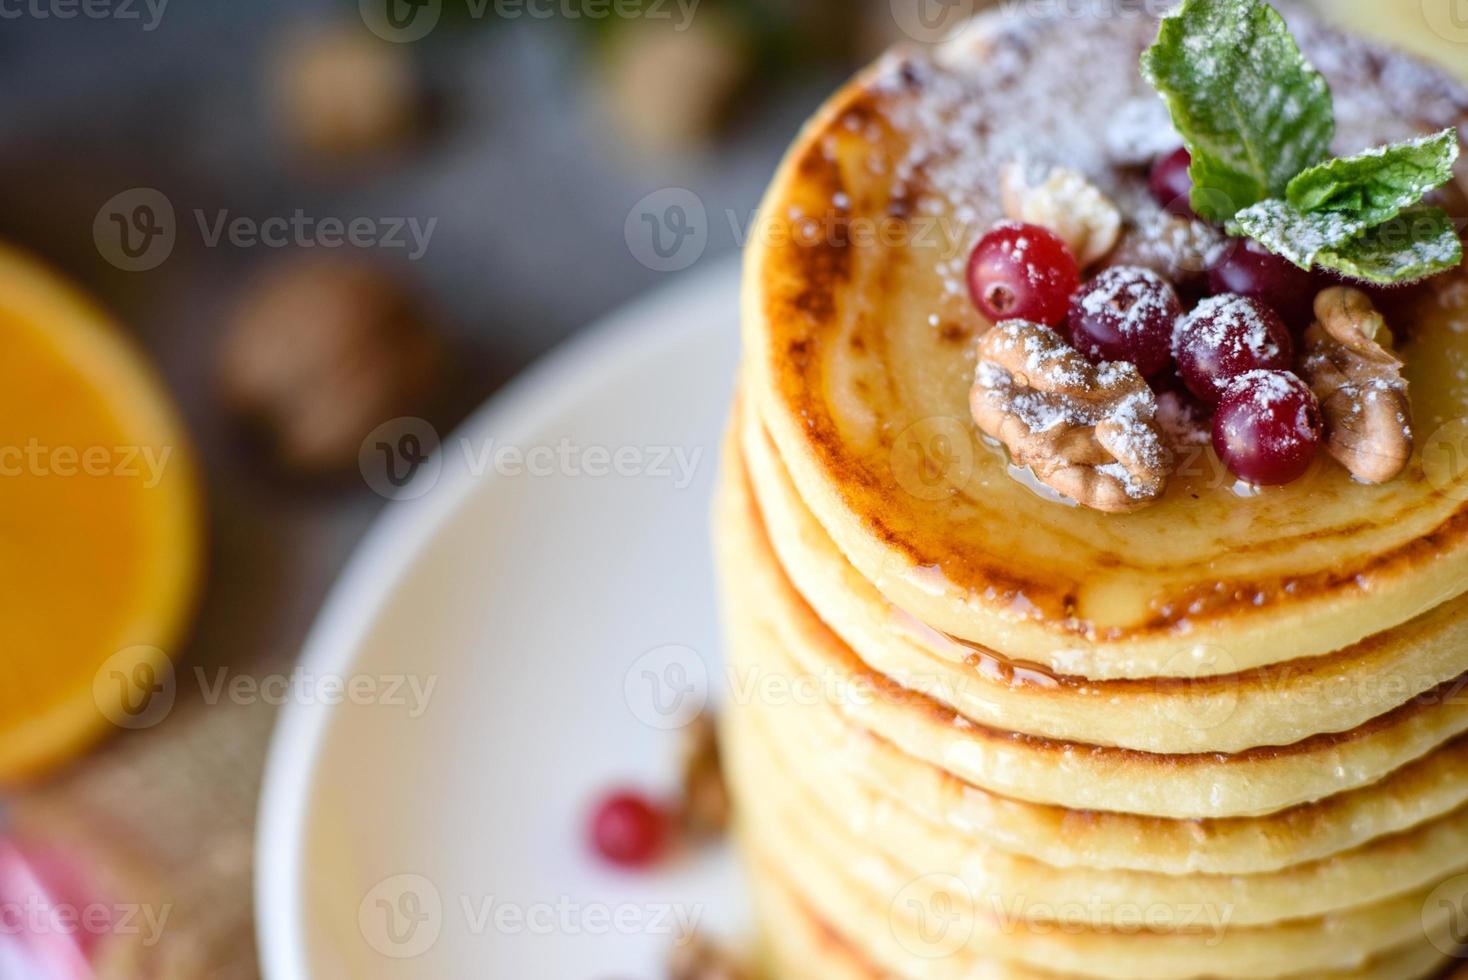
[
  {"x1": 1313, "y1": 207, "x2": 1464, "y2": 285},
  {"x1": 1228, "y1": 198, "x2": 1371, "y2": 269},
  {"x1": 1286, "y1": 128, "x2": 1460, "y2": 225},
  {"x1": 1141, "y1": 0, "x2": 1334, "y2": 223}
]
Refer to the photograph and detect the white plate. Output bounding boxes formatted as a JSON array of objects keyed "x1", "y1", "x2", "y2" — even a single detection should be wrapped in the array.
[{"x1": 255, "y1": 257, "x2": 745, "y2": 979}]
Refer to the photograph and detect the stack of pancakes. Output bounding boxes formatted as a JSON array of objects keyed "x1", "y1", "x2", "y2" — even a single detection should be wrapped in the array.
[{"x1": 714, "y1": 7, "x2": 1468, "y2": 979}]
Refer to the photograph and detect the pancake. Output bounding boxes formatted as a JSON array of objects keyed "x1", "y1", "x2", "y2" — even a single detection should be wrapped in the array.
[
  {"x1": 747, "y1": 853, "x2": 1456, "y2": 980},
  {"x1": 739, "y1": 387, "x2": 1468, "y2": 753},
  {"x1": 739, "y1": 785, "x2": 1466, "y2": 979},
  {"x1": 731, "y1": 690, "x2": 1468, "y2": 927},
  {"x1": 748, "y1": 653, "x2": 1468, "y2": 876},
  {"x1": 717, "y1": 432, "x2": 1468, "y2": 818},
  {"x1": 741, "y1": 6, "x2": 1468, "y2": 678}
]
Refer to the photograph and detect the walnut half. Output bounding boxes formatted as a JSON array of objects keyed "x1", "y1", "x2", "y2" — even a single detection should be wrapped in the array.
[
  {"x1": 970, "y1": 321, "x2": 1171, "y2": 512},
  {"x1": 1000, "y1": 163, "x2": 1121, "y2": 267},
  {"x1": 1300, "y1": 287, "x2": 1413, "y2": 485}
]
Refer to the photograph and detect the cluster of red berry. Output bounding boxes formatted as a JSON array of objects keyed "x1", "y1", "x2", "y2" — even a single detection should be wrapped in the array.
[{"x1": 966, "y1": 148, "x2": 1345, "y2": 487}]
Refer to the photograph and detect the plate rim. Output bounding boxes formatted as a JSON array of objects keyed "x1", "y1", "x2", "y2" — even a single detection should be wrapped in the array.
[{"x1": 252, "y1": 256, "x2": 739, "y2": 980}]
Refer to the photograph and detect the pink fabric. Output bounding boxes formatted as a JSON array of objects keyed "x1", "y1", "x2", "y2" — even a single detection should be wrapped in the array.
[{"x1": 0, "y1": 840, "x2": 93, "y2": 980}]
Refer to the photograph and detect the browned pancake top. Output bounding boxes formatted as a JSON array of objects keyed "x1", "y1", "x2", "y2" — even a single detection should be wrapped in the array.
[{"x1": 750, "y1": 7, "x2": 1468, "y2": 637}]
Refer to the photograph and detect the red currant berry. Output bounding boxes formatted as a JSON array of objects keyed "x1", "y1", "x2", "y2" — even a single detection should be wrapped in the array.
[
  {"x1": 1149, "y1": 147, "x2": 1196, "y2": 219},
  {"x1": 1208, "y1": 239, "x2": 1318, "y2": 329},
  {"x1": 1066, "y1": 266, "x2": 1182, "y2": 377},
  {"x1": 966, "y1": 222, "x2": 1080, "y2": 327},
  {"x1": 1173, "y1": 294, "x2": 1294, "y2": 405},
  {"x1": 1212, "y1": 371, "x2": 1322, "y2": 485},
  {"x1": 588, "y1": 790, "x2": 669, "y2": 869}
]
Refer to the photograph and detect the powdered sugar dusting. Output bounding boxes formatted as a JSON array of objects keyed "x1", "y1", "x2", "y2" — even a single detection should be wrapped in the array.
[
  {"x1": 864, "y1": 2, "x2": 1467, "y2": 301},
  {"x1": 1080, "y1": 266, "x2": 1179, "y2": 339},
  {"x1": 1176, "y1": 294, "x2": 1287, "y2": 362}
]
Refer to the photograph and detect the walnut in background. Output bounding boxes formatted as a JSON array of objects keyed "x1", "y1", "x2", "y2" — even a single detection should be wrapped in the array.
[
  {"x1": 218, "y1": 257, "x2": 442, "y2": 475},
  {"x1": 595, "y1": 12, "x2": 752, "y2": 159},
  {"x1": 273, "y1": 24, "x2": 424, "y2": 161}
]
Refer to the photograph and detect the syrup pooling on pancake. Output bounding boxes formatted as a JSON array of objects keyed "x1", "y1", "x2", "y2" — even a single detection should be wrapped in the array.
[{"x1": 737, "y1": 397, "x2": 1468, "y2": 755}]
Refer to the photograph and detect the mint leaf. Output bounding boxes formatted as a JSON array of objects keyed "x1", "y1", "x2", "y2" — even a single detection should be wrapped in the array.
[
  {"x1": 1228, "y1": 199, "x2": 1371, "y2": 268},
  {"x1": 1141, "y1": 0, "x2": 1334, "y2": 223},
  {"x1": 1286, "y1": 129, "x2": 1460, "y2": 225},
  {"x1": 1313, "y1": 207, "x2": 1464, "y2": 285}
]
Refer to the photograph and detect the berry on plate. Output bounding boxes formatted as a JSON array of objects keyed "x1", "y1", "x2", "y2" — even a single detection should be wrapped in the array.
[{"x1": 588, "y1": 790, "x2": 670, "y2": 869}]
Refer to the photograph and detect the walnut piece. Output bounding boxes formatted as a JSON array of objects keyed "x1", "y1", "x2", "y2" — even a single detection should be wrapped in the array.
[
  {"x1": 970, "y1": 321, "x2": 1171, "y2": 513},
  {"x1": 597, "y1": 14, "x2": 750, "y2": 157},
  {"x1": 1300, "y1": 287, "x2": 1413, "y2": 484},
  {"x1": 678, "y1": 713, "x2": 728, "y2": 840},
  {"x1": 669, "y1": 933, "x2": 751, "y2": 980},
  {"x1": 274, "y1": 25, "x2": 422, "y2": 160},
  {"x1": 218, "y1": 257, "x2": 442, "y2": 474},
  {"x1": 1000, "y1": 163, "x2": 1121, "y2": 267}
]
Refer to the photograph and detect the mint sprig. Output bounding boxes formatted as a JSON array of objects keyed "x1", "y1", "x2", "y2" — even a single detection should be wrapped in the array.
[
  {"x1": 1228, "y1": 199, "x2": 1369, "y2": 268},
  {"x1": 1140, "y1": 0, "x2": 1333, "y2": 223},
  {"x1": 1286, "y1": 130, "x2": 1460, "y2": 225},
  {"x1": 1143, "y1": 0, "x2": 1464, "y2": 286},
  {"x1": 1312, "y1": 207, "x2": 1463, "y2": 285}
]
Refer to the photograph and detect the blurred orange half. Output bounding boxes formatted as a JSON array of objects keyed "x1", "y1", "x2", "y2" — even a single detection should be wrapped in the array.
[{"x1": 0, "y1": 245, "x2": 202, "y2": 782}]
